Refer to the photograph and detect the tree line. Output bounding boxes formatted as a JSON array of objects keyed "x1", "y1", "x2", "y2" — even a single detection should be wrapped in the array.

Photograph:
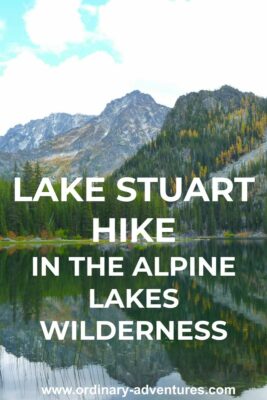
[{"x1": 0, "y1": 161, "x2": 167, "y2": 239}]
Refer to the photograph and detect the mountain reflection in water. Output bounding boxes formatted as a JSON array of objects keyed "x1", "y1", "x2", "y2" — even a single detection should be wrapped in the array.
[{"x1": 0, "y1": 240, "x2": 266, "y2": 399}]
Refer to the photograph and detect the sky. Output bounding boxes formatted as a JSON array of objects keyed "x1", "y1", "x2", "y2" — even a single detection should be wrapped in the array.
[{"x1": 0, "y1": 0, "x2": 266, "y2": 134}]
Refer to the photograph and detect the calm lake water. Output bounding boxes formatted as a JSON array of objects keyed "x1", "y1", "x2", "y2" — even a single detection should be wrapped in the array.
[{"x1": 0, "y1": 240, "x2": 266, "y2": 399}]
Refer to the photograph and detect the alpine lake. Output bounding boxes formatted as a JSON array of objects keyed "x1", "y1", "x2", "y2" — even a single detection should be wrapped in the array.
[{"x1": 0, "y1": 239, "x2": 266, "y2": 399}]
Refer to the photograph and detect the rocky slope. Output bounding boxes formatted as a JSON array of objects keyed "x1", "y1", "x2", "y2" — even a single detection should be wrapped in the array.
[
  {"x1": 0, "y1": 113, "x2": 93, "y2": 152},
  {"x1": 0, "y1": 91, "x2": 169, "y2": 177},
  {"x1": 35, "y1": 90, "x2": 169, "y2": 177},
  {"x1": 162, "y1": 85, "x2": 247, "y2": 133}
]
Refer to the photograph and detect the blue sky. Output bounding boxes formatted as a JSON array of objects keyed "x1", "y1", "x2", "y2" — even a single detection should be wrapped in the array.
[
  {"x1": 0, "y1": 0, "x2": 113, "y2": 65},
  {"x1": 0, "y1": 0, "x2": 266, "y2": 134}
]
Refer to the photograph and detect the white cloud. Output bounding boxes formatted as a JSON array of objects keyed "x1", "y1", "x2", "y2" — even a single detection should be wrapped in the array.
[
  {"x1": 1, "y1": 0, "x2": 267, "y2": 134},
  {"x1": 24, "y1": 0, "x2": 88, "y2": 53},
  {"x1": 96, "y1": 0, "x2": 267, "y2": 105},
  {"x1": 0, "y1": 49, "x2": 134, "y2": 134}
]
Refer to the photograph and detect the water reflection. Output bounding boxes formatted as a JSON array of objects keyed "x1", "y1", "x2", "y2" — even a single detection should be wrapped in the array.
[{"x1": 0, "y1": 241, "x2": 266, "y2": 399}]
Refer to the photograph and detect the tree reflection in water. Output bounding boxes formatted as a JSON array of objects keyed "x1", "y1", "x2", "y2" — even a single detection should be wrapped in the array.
[{"x1": 0, "y1": 240, "x2": 266, "y2": 399}]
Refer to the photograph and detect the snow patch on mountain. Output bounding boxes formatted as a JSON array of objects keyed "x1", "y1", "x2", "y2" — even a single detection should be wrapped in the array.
[{"x1": 0, "y1": 113, "x2": 93, "y2": 152}]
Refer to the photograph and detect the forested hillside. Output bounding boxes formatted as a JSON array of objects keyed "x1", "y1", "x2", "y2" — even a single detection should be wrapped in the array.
[
  {"x1": 175, "y1": 157, "x2": 267, "y2": 235},
  {"x1": 118, "y1": 86, "x2": 267, "y2": 186},
  {"x1": 117, "y1": 86, "x2": 267, "y2": 235},
  {"x1": 0, "y1": 162, "x2": 167, "y2": 238}
]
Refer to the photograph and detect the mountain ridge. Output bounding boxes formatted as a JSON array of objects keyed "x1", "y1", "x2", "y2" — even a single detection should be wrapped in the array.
[
  {"x1": 1, "y1": 86, "x2": 267, "y2": 181},
  {"x1": 117, "y1": 85, "x2": 267, "y2": 179},
  {"x1": 0, "y1": 112, "x2": 94, "y2": 153},
  {"x1": 32, "y1": 90, "x2": 170, "y2": 177}
]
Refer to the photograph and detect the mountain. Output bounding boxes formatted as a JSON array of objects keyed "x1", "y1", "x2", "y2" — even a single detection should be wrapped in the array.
[
  {"x1": 117, "y1": 85, "x2": 267, "y2": 180},
  {"x1": 1, "y1": 86, "x2": 267, "y2": 235},
  {"x1": 35, "y1": 90, "x2": 170, "y2": 177},
  {"x1": 162, "y1": 85, "x2": 248, "y2": 133},
  {"x1": 0, "y1": 91, "x2": 169, "y2": 177},
  {"x1": 117, "y1": 85, "x2": 267, "y2": 235},
  {"x1": 0, "y1": 113, "x2": 93, "y2": 152}
]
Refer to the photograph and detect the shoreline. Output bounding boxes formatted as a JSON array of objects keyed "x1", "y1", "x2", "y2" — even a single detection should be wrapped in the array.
[{"x1": 0, "y1": 233, "x2": 266, "y2": 248}]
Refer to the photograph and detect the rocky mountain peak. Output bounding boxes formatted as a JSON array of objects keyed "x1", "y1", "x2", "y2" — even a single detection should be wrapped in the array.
[
  {"x1": 176, "y1": 85, "x2": 244, "y2": 111},
  {"x1": 162, "y1": 85, "x2": 261, "y2": 133},
  {"x1": 101, "y1": 90, "x2": 161, "y2": 118}
]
